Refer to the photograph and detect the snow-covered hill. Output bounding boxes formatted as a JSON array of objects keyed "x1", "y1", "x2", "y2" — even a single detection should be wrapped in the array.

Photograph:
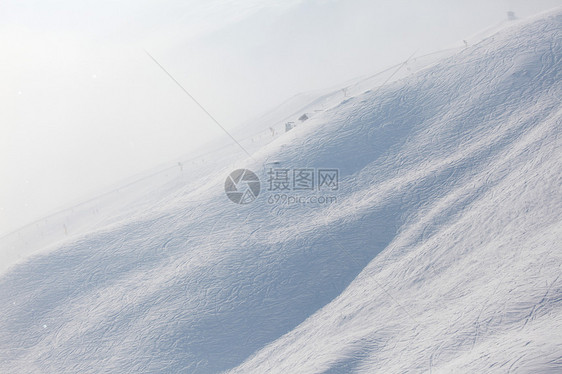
[{"x1": 1, "y1": 9, "x2": 561, "y2": 374}]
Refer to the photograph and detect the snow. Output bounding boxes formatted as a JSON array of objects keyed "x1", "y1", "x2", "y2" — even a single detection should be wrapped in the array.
[{"x1": 1, "y1": 8, "x2": 561, "y2": 374}]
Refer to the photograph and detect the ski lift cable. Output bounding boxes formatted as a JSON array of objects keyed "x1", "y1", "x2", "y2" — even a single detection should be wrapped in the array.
[{"x1": 144, "y1": 50, "x2": 255, "y2": 161}]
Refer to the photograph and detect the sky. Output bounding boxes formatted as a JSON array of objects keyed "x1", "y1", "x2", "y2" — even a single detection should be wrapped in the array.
[{"x1": 1, "y1": 0, "x2": 561, "y2": 236}]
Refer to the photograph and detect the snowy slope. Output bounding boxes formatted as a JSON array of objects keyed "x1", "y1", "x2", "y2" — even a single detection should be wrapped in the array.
[
  {"x1": 0, "y1": 41, "x2": 460, "y2": 275},
  {"x1": 1, "y1": 9, "x2": 561, "y2": 374}
]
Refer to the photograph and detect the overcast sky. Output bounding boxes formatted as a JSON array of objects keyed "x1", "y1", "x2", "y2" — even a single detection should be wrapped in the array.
[{"x1": 1, "y1": 0, "x2": 560, "y2": 235}]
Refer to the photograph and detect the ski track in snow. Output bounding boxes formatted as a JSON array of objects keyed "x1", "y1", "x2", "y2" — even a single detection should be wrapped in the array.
[{"x1": 1, "y1": 9, "x2": 562, "y2": 374}]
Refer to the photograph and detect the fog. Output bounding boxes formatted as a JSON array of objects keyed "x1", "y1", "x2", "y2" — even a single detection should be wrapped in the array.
[{"x1": 1, "y1": 0, "x2": 560, "y2": 235}]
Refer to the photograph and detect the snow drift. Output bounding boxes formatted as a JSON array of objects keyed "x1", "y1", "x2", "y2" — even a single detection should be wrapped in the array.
[{"x1": 1, "y1": 9, "x2": 561, "y2": 374}]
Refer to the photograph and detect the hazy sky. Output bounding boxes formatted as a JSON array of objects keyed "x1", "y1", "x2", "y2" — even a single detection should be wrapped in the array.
[{"x1": 1, "y1": 0, "x2": 560, "y2": 235}]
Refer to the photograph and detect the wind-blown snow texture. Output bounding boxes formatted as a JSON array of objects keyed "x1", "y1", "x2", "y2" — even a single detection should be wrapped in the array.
[{"x1": 1, "y1": 10, "x2": 561, "y2": 374}]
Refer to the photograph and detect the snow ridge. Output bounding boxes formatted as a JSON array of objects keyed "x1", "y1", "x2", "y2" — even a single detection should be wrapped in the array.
[{"x1": 1, "y1": 9, "x2": 561, "y2": 374}]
